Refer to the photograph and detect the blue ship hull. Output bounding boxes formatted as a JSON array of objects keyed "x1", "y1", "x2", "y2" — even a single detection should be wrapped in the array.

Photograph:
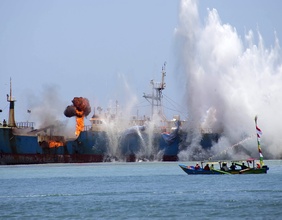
[
  {"x1": 0, "y1": 125, "x2": 219, "y2": 164},
  {"x1": 0, "y1": 127, "x2": 167, "y2": 164},
  {"x1": 0, "y1": 127, "x2": 106, "y2": 164}
]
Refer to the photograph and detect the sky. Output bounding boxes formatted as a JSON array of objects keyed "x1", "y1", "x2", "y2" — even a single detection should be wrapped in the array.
[
  {"x1": 0, "y1": 0, "x2": 282, "y2": 157},
  {"x1": 0, "y1": 0, "x2": 179, "y2": 124}
]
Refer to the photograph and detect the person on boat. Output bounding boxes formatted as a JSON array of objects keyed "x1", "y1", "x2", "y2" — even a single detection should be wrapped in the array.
[
  {"x1": 241, "y1": 162, "x2": 248, "y2": 170},
  {"x1": 195, "y1": 163, "x2": 200, "y2": 170},
  {"x1": 204, "y1": 164, "x2": 210, "y2": 171},
  {"x1": 230, "y1": 163, "x2": 236, "y2": 171},
  {"x1": 210, "y1": 164, "x2": 214, "y2": 170},
  {"x1": 256, "y1": 163, "x2": 261, "y2": 169},
  {"x1": 221, "y1": 163, "x2": 229, "y2": 171}
]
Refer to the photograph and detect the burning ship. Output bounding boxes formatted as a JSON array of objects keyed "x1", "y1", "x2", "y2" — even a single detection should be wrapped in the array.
[
  {"x1": 0, "y1": 79, "x2": 107, "y2": 165},
  {"x1": 0, "y1": 66, "x2": 219, "y2": 165}
]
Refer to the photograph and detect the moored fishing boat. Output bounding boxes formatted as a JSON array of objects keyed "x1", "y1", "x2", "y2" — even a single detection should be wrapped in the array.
[
  {"x1": 0, "y1": 80, "x2": 106, "y2": 165},
  {"x1": 0, "y1": 65, "x2": 220, "y2": 164}
]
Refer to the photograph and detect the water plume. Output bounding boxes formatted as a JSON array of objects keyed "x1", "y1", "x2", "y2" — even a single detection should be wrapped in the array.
[
  {"x1": 175, "y1": 0, "x2": 282, "y2": 160},
  {"x1": 97, "y1": 72, "x2": 162, "y2": 161}
]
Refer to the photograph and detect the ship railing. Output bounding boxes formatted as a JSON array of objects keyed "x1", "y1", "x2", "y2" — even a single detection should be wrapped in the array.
[
  {"x1": 38, "y1": 135, "x2": 65, "y2": 142},
  {"x1": 16, "y1": 122, "x2": 35, "y2": 129},
  {"x1": 84, "y1": 125, "x2": 92, "y2": 131}
]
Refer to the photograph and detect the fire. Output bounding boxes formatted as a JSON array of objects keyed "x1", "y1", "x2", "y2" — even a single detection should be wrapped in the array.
[
  {"x1": 48, "y1": 141, "x2": 64, "y2": 148},
  {"x1": 64, "y1": 97, "x2": 91, "y2": 137},
  {"x1": 76, "y1": 109, "x2": 84, "y2": 117},
  {"x1": 75, "y1": 115, "x2": 84, "y2": 136}
]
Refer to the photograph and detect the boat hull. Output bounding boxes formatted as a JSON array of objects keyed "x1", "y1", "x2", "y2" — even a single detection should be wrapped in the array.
[
  {"x1": 179, "y1": 165, "x2": 224, "y2": 175},
  {"x1": 0, "y1": 124, "x2": 219, "y2": 164},
  {"x1": 0, "y1": 128, "x2": 106, "y2": 165},
  {"x1": 179, "y1": 164, "x2": 269, "y2": 175},
  {"x1": 0, "y1": 153, "x2": 104, "y2": 165}
]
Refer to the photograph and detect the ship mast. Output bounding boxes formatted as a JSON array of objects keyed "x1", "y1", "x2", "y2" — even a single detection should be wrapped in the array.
[
  {"x1": 7, "y1": 78, "x2": 16, "y2": 127},
  {"x1": 143, "y1": 62, "x2": 167, "y2": 120}
]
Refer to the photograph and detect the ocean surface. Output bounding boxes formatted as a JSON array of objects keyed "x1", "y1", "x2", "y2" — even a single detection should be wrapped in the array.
[{"x1": 0, "y1": 160, "x2": 281, "y2": 220}]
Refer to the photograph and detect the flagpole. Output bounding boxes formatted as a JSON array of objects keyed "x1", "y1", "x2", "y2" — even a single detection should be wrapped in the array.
[{"x1": 255, "y1": 116, "x2": 264, "y2": 166}]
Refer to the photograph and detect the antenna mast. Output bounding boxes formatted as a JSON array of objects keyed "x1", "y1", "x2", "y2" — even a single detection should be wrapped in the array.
[
  {"x1": 143, "y1": 62, "x2": 166, "y2": 119},
  {"x1": 7, "y1": 78, "x2": 17, "y2": 127}
]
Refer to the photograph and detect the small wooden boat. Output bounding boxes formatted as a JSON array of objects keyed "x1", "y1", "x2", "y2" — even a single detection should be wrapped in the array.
[
  {"x1": 179, "y1": 159, "x2": 269, "y2": 175},
  {"x1": 179, "y1": 116, "x2": 269, "y2": 175}
]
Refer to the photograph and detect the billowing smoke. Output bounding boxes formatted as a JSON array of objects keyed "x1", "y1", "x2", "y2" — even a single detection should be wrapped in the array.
[
  {"x1": 64, "y1": 97, "x2": 91, "y2": 136},
  {"x1": 24, "y1": 84, "x2": 71, "y2": 136},
  {"x1": 64, "y1": 97, "x2": 91, "y2": 118},
  {"x1": 175, "y1": 0, "x2": 282, "y2": 160}
]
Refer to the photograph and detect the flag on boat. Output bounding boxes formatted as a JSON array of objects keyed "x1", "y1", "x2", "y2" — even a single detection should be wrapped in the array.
[
  {"x1": 255, "y1": 116, "x2": 264, "y2": 166},
  {"x1": 258, "y1": 148, "x2": 264, "y2": 166},
  {"x1": 258, "y1": 149, "x2": 264, "y2": 161},
  {"x1": 256, "y1": 125, "x2": 262, "y2": 138}
]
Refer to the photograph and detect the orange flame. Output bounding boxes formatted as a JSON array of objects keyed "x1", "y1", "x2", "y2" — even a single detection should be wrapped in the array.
[
  {"x1": 48, "y1": 141, "x2": 64, "y2": 148},
  {"x1": 75, "y1": 115, "x2": 84, "y2": 136},
  {"x1": 64, "y1": 97, "x2": 90, "y2": 136}
]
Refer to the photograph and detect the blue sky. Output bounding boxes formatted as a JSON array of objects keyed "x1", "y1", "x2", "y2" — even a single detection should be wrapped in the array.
[{"x1": 0, "y1": 0, "x2": 281, "y2": 126}]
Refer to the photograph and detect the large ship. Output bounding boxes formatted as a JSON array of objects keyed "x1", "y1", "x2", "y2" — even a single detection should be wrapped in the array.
[{"x1": 0, "y1": 66, "x2": 219, "y2": 165}]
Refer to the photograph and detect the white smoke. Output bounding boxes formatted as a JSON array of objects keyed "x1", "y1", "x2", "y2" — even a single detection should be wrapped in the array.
[
  {"x1": 25, "y1": 84, "x2": 73, "y2": 136},
  {"x1": 175, "y1": 0, "x2": 282, "y2": 159}
]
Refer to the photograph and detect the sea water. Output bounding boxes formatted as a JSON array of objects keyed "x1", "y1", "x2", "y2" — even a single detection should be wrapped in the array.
[{"x1": 0, "y1": 161, "x2": 281, "y2": 220}]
